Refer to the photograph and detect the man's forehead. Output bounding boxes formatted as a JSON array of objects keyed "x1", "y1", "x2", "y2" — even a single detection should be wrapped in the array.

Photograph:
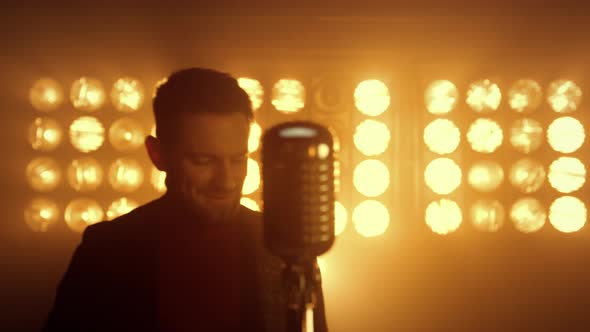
[{"x1": 174, "y1": 111, "x2": 249, "y2": 153}]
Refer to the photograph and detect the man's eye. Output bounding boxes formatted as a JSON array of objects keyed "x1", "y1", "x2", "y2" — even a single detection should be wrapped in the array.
[{"x1": 191, "y1": 157, "x2": 211, "y2": 165}]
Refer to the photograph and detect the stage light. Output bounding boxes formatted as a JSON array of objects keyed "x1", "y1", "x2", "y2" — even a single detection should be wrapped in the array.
[
  {"x1": 334, "y1": 201, "x2": 347, "y2": 236},
  {"x1": 547, "y1": 116, "x2": 585, "y2": 153},
  {"x1": 106, "y1": 197, "x2": 139, "y2": 220},
  {"x1": 466, "y1": 79, "x2": 501, "y2": 113},
  {"x1": 548, "y1": 157, "x2": 586, "y2": 194},
  {"x1": 271, "y1": 79, "x2": 305, "y2": 113},
  {"x1": 354, "y1": 79, "x2": 390, "y2": 116},
  {"x1": 29, "y1": 78, "x2": 64, "y2": 112},
  {"x1": 353, "y1": 119, "x2": 391, "y2": 156},
  {"x1": 508, "y1": 79, "x2": 542, "y2": 113},
  {"x1": 151, "y1": 167, "x2": 166, "y2": 193},
  {"x1": 424, "y1": 158, "x2": 462, "y2": 195},
  {"x1": 24, "y1": 198, "x2": 59, "y2": 232},
  {"x1": 67, "y1": 157, "x2": 103, "y2": 192},
  {"x1": 111, "y1": 77, "x2": 145, "y2": 112},
  {"x1": 352, "y1": 200, "x2": 389, "y2": 237},
  {"x1": 108, "y1": 158, "x2": 144, "y2": 193},
  {"x1": 69, "y1": 116, "x2": 105, "y2": 153},
  {"x1": 424, "y1": 80, "x2": 458, "y2": 115},
  {"x1": 238, "y1": 77, "x2": 264, "y2": 111},
  {"x1": 64, "y1": 198, "x2": 104, "y2": 233},
  {"x1": 423, "y1": 118, "x2": 461, "y2": 155},
  {"x1": 28, "y1": 117, "x2": 63, "y2": 151},
  {"x1": 547, "y1": 80, "x2": 582, "y2": 113},
  {"x1": 353, "y1": 159, "x2": 390, "y2": 197},
  {"x1": 549, "y1": 196, "x2": 586, "y2": 233},
  {"x1": 510, "y1": 118, "x2": 543, "y2": 154},
  {"x1": 70, "y1": 77, "x2": 105, "y2": 112},
  {"x1": 467, "y1": 160, "x2": 504, "y2": 192},
  {"x1": 242, "y1": 158, "x2": 260, "y2": 195},
  {"x1": 108, "y1": 117, "x2": 145, "y2": 152},
  {"x1": 467, "y1": 118, "x2": 503, "y2": 153},
  {"x1": 425, "y1": 199, "x2": 462, "y2": 235},
  {"x1": 509, "y1": 158, "x2": 546, "y2": 193},
  {"x1": 248, "y1": 121, "x2": 262, "y2": 153},
  {"x1": 26, "y1": 157, "x2": 61, "y2": 192},
  {"x1": 313, "y1": 79, "x2": 343, "y2": 112},
  {"x1": 510, "y1": 197, "x2": 546, "y2": 233},
  {"x1": 470, "y1": 199, "x2": 504, "y2": 232},
  {"x1": 240, "y1": 197, "x2": 260, "y2": 212}
]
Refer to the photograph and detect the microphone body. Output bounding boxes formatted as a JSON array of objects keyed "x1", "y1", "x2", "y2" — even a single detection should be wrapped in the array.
[{"x1": 262, "y1": 121, "x2": 335, "y2": 263}]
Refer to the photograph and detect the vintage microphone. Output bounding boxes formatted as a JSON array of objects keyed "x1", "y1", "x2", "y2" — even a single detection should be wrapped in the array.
[{"x1": 262, "y1": 121, "x2": 335, "y2": 332}]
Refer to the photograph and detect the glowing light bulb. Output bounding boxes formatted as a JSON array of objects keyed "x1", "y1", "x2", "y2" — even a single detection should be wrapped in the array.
[
  {"x1": 352, "y1": 200, "x2": 389, "y2": 237},
  {"x1": 272, "y1": 79, "x2": 305, "y2": 113},
  {"x1": 354, "y1": 120, "x2": 391, "y2": 156},
  {"x1": 70, "y1": 77, "x2": 106, "y2": 111},
  {"x1": 425, "y1": 199, "x2": 462, "y2": 235},
  {"x1": 28, "y1": 117, "x2": 63, "y2": 151},
  {"x1": 238, "y1": 77, "x2": 264, "y2": 111},
  {"x1": 29, "y1": 78, "x2": 64, "y2": 112},
  {"x1": 425, "y1": 80, "x2": 458, "y2": 115},
  {"x1": 354, "y1": 79, "x2": 390, "y2": 116}
]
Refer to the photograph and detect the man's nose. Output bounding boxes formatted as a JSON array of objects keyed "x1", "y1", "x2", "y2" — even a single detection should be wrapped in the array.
[{"x1": 213, "y1": 160, "x2": 236, "y2": 191}]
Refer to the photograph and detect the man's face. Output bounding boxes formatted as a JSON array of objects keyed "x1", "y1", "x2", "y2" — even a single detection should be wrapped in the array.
[{"x1": 163, "y1": 112, "x2": 250, "y2": 223}]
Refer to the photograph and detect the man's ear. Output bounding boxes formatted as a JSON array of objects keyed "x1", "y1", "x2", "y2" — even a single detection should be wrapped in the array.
[{"x1": 145, "y1": 135, "x2": 168, "y2": 171}]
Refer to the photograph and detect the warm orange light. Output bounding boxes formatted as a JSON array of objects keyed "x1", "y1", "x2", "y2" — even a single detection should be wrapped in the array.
[
  {"x1": 548, "y1": 157, "x2": 586, "y2": 194},
  {"x1": 64, "y1": 198, "x2": 104, "y2": 233},
  {"x1": 240, "y1": 197, "x2": 260, "y2": 212},
  {"x1": 549, "y1": 196, "x2": 586, "y2": 233},
  {"x1": 508, "y1": 79, "x2": 542, "y2": 113},
  {"x1": 28, "y1": 117, "x2": 63, "y2": 151},
  {"x1": 423, "y1": 119, "x2": 461, "y2": 155},
  {"x1": 334, "y1": 201, "x2": 347, "y2": 236},
  {"x1": 67, "y1": 157, "x2": 103, "y2": 192},
  {"x1": 24, "y1": 198, "x2": 60, "y2": 232},
  {"x1": 467, "y1": 118, "x2": 503, "y2": 153},
  {"x1": 510, "y1": 197, "x2": 546, "y2": 233},
  {"x1": 354, "y1": 120, "x2": 391, "y2": 156},
  {"x1": 106, "y1": 197, "x2": 139, "y2": 220},
  {"x1": 547, "y1": 80, "x2": 582, "y2": 113},
  {"x1": 69, "y1": 116, "x2": 105, "y2": 153},
  {"x1": 425, "y1": 199, "x2": 462, "y2": 235},
  {"x1": 29, "y1": 78, "x2": 64, "y2": 112},
  {"x1": 510, "y1": 118, "x2": 543, "y2": 154},
  {"x1": 466, "y1": 79, "x2": 501, "y2": 113},
  {"x1": 26, "y1": 157, "x2": 61, "y2": 192},
  {"x1": 509, "y1": 158, "x2": 546, "y2": 193},
  {"x1": 108, "y1": 117, "x2": 145, "y2": 152},
  {"x1": 272, "y1": 79, "x2": 305, "y2": 113},
  {"x1": 353, "y1": 159, "x2": 390, "y2": 197},
  {"x1": 352, "y1": 200, "x2": 390, "y2": 237},
  {"x1": 467, "y1": 161, "x2": 504, "y2": 192},
  {"x1": 238, "y1": 77, "x2": 264, "y2": 111},
  {"x1": 354, "y1": 79, "x2": 390, "y2": 116},
  {"x1": 111, "y1": 77, "x2": 145, "y2": 112},
  {"x1": 424, "y1": 158, "x2": 462, "y2": 195},
  {"x1": 424, "y1": 80, "x2": 458, "y2": 115},
  {"x1": 242, "y1": 158, "x2": 260, "y2": 195},
  {"x1": 470, "y1": 200, "x2": 504, "y2": 232},
  {"x1": 151, "y1": 167, "x2": 167, "y2": 193},
  {"x1": 70, "y1": 77, "x2": 106, "y2": 111},
  {"x1": 108, "y1": 158, "x2": 144, "y2": 193},
  {"x1": 248, "y1": 121, "x2": 262, "y2": 153},
  {"x1": 547, "y1": 116, "x2": 585, "y2": 153}
]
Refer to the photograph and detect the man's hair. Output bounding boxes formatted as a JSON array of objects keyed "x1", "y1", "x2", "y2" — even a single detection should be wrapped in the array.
[{"x1": 152, "y1": 67, "x2": 253, "y2": 144}]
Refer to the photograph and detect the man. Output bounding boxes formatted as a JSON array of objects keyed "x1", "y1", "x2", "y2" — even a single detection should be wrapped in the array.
[{"x1": 43, "y1": 68, "x2": 328, "y2": 331}]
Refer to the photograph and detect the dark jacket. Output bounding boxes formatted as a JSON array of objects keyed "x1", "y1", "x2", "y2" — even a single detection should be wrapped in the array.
[{"x1": 42, "y1": 195, "x2": 328, "y2": 332}]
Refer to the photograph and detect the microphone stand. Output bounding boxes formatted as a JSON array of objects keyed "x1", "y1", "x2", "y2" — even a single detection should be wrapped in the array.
[{"x1": 283, "y1": 259, "x2": 322, "y2": 332}]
